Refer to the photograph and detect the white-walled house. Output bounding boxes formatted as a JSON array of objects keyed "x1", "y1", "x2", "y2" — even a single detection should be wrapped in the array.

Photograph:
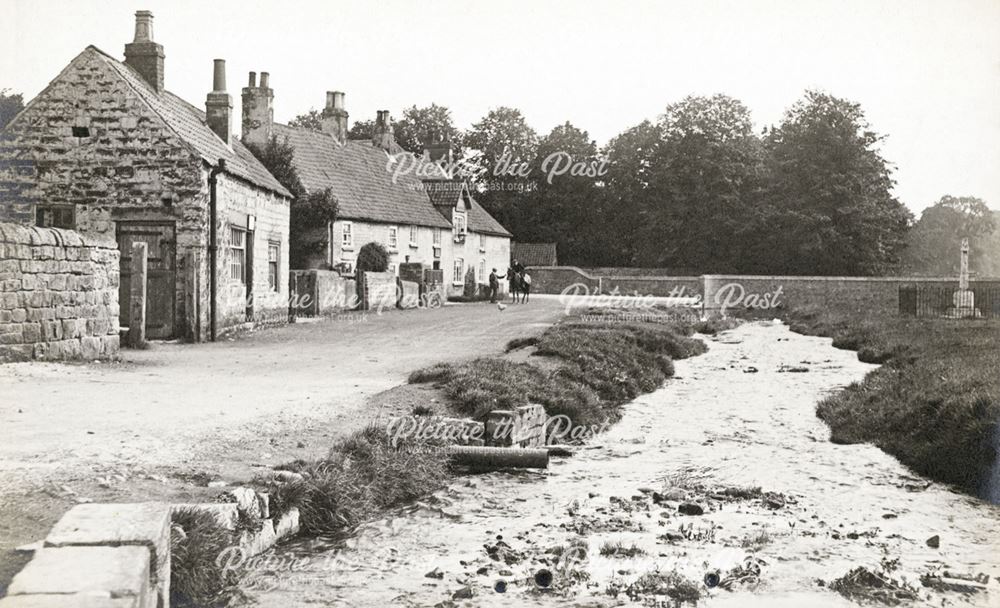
[{"x1": 241, "y1": 80, "x2": 512, "y2": 296}]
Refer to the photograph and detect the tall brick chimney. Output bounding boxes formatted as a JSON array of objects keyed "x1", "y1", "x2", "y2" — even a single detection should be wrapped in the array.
[
  {"x1": 205, "y1": 59, "x2": 232, "y2": 145},
  {"x1": 371, "y1": 110, "x2": 394, "y2": 151},
  {"x1": 124, "y1": 10, "x2": 165, "y2": 92},
  {"x1": 424, "y1": 138, "x2": 453, "y2": 165},
  {"x1": 320, "y1": 91, "x2": 349, "y2": 144},
  {"x1": 241, "y1": 71, "x2": 273, "y2": 148}
]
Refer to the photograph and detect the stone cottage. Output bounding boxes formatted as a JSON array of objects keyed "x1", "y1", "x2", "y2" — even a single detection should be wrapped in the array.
[
  {"x1": 0, "y1": 11, "x2": 292, "y2": 341},
  {"x1": 241, "y1": 80, "x2": 512, "y2": 296}
]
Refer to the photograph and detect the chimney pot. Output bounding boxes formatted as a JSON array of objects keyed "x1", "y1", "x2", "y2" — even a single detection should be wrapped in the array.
[
  {"x1": 206, "y1": 60, "x2": 232, "y2": 145},
  {"x1": 260, "y1": 72, "x2": 270, "y2": 88},
  {"x1": 133, "y1": 10, "x2": 154, "y2": 42},
  {"x1": 333, "y1": 92, "x2": 345, "y2": 110},
  {"x1": 212, "y1": 59, "x2": 227, "y2": 93},
  {"x1": 248, "y1": 71, "x2": 257, "y2": 88},
  {"x1": 325, "y1": 91, "x2": 336, "y2": 109}
]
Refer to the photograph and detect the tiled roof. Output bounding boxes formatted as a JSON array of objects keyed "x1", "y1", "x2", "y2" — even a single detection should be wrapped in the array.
[
  {"x1": 90, "y1": 46, "x2": 291, "y2": 198},
  {"x1": 271, "y1": 124, "x2": 452, "y2": 229},
  {"x1": 423, "y1": 179, "x2": 512, "y2": 238},
  {"x1": 512, "y1": 242, "x2": 558, "y2": 266}
]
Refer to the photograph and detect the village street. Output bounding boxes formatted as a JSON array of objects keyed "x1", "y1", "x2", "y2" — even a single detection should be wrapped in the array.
[{"x1": 0, "y1": 299, "x2": 566, "y2": 586}]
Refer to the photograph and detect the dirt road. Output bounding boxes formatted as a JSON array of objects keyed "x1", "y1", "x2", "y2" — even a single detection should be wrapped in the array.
[{"x1": 0, "y1": 299, "x2": 566, "y2": 589}]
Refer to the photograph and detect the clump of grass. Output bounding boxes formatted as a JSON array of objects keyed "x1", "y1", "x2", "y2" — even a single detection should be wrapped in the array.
[
  {"x1": 828, "y1": 566, "x2": 918, "y2": 605},
  {"x1": 691, "y1": 317, "x2": 741, "y2": 335},
  {"x1": 279, "y1": 426, "x2": 450, "y2": 536},
  {"x1": 740, "y1": 529, "x2": 773, "y2": 550},
  {"x1": 790, "y1": 308, "x2": 1000, "y2": 497},
  {"x1": 599, "y1": 541, "x2": 647, "y2": 558},
  {"x1": 608, "y1": 570, "x2": 701, "y2": 605},
  {"x1": 170, "y1": 508, "x2": 244, "y2": 608},
  {"x1": 411, "y1": 404, "x2": 433, "y2": 416},
  {"x1": 409, "y1": 314, "x2": 707, "y2": 431}
]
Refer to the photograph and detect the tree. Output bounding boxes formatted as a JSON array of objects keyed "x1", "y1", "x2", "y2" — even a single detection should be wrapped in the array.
[
  {"x1": 356, "y1": 242, "x2": 389, "y2": 272},
  {"x1": 0, "y1": 89, "x2": 24, "y2": 130},
  {"x1": 763, "y1": 90, "x2": 912, "y2": 275},
  {"x1": 288, "y1": 109, "x2": 322, "y2": 132},
  {"x1": 634, "y1": 95, "x2": 767, "y2": 271},
  {"x1": 903, "y1": 196, "x2": 997, "y2": 275},
  {"x1": 515, "y1": 122, "x2": 611, "y2": 265},
  {"x1": 348, "y1": 119, "x2": 375, "y2": 140},
  {"x1": 245, "y1": 135, "x2": 338, "y2": 268},
  {"x1": 463, "y1": 107, "x2": 539, "y2": 227},
  {"x1": 602, "y1": 120, "x2": 662, "y2": 266},
  {"x1": 393, "y1": 104, "x2": 462, "y2": 156}
]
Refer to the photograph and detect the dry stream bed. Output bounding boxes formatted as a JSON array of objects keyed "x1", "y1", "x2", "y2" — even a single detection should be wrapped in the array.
[{"x1": 244, "y1": 322, "x2": 1000, "y2": 607}]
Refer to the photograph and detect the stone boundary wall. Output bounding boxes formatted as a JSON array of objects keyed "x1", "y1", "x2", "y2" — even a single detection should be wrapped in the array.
[
  {"x1": 525, "y1": 266, "x2": 1000, "y2": 316},
  {"x1": 486, "y1": 404, "x2": 547, "y2": 448},
  {"x1": 701, "y1": 274, "x2": 996, "y2": 315},
  {"x1": 1, "y1": 488, "x2": 300, "y2": 608},
  {"x1": 289, "y1": 269, "x2": 358, "y2": 317},
  {"x1": 358, "y1": 270, "x2": 397, "y2": 311},
  {"x1": 0, "y1": 222, "x2": 120, "y2": 362}
]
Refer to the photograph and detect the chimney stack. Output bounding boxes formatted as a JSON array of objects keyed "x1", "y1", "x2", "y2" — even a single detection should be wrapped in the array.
[
  {"x1": 242, "y1": 70, "x2": 274, "y2": 147},
  {"x1": 320, "y1": 90, "x2": 349, "y2": 144},
  {"x1": 371, "y1": 110, "x2": 395, "y2": 151},
  {"x1": 424, "y1": 138, "x2": 453, "y2": 166},
  {"x1": 205, "y1": 59, "x2": 232, "y2": 145},
  {"x1": 124, "y1": 10, "x2": 165, "y2": 92}
]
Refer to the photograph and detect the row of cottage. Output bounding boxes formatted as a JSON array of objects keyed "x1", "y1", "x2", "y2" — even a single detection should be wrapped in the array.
[{"x1": 0, "y1": 10, "x2": 513, "y2": 341}]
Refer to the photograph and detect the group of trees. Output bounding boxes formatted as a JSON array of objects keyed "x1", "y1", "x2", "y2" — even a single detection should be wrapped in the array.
[
  {"x1": 7, "y1": 81, "x2": 993, "y2": 276},
  {"x1": 291, "y1": 91, "x2": 945, "y2": 275}
]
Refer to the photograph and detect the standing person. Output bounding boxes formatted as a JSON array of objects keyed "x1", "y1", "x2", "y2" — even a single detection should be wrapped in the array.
[
  {"x1": 489, "y1": 268, "x2": 499, "y2": 303},
  {"x1": 521, "y1": 269, "x2": 532, "y2": 303}
]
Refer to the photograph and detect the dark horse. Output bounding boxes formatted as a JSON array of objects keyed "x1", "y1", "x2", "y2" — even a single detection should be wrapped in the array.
[{"x1": 507, "y1": 269, "x2": 530, "y2": 303}]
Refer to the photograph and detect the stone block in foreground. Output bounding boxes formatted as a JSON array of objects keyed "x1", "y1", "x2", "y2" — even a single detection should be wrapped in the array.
[
  {"x1": 6, "y1": 546, "x2": 150, "y2": 607},
  {"x1": 44, "y1": 503, "x2": 169, "y2": 608}
]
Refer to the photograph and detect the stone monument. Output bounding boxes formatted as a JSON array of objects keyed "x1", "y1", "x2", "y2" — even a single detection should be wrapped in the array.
[{"x1": 949, "y1": 238, "x2": 978, "y2": 318}]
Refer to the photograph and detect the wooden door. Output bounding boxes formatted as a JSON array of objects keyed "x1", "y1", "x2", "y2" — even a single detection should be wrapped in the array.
[{"x1": 117, "y1": 222, "x2": 177, "y2": 339}]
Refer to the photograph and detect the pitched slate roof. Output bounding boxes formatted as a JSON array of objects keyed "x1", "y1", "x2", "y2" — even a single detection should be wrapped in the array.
[
  {"x1": 512, "y1": 242, "x2": 558, "y2": 266},
  {"x1": 90, "y1": 46, "x2": 291, "y2": 198},
  {"x1": 271, "y1": 124, "x2": 452, "y2": 229}
]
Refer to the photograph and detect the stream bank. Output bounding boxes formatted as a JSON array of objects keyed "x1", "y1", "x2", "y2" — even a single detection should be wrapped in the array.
[{"x1": 244, "y1": 321, "x2": 1000, "y2": 607}]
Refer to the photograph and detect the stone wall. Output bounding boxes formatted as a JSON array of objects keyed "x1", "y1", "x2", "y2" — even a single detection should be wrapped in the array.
[
  {"x1": 0, "y1": 222, "x2": 119, "y2": 361},
  {"x1": 527, "y1": 266, "x2": 601, "y2": 295},
  {"x1": 357, "y1": 270, "x2": 397, "y2": 311},
  {"x1": 701, "y1": 275, "x2": 990, "y2": 315},
  {"x1": 289, "y1": 269, "x2": 357, "y2": 316},
  {"x1": 486, "y1": 404, "x2": 547, "y2": 448},
  {"x1": 601, "y1": 275, "x2": 703, "y2": 298}
]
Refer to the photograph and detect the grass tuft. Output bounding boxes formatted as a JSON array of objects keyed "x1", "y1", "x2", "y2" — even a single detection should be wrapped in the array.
[{"x1": 170, "y1": 508, "x2": 244, "y2": 608}]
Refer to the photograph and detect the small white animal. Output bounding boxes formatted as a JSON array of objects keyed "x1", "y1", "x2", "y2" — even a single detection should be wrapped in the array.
[{"x1": 497, "y1": 303, "x2": 507, "y2": 311}]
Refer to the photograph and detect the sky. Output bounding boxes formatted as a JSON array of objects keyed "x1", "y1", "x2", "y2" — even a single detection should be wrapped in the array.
[{"x1": 1, "y1": 0, "x2": 998, "y2": 214}]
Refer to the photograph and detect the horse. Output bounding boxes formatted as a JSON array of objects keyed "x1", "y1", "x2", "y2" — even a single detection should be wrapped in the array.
[
  {"x1": 507, "y1": 269, "x2": 530, "y2": 304},
  {"x1": 507, "y1": 268, "x2": 525, "y2": 304}
]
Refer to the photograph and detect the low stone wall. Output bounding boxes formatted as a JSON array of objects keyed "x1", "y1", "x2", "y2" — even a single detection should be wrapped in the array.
[
  {"x1": 701, "y1": 274, "x2": 993, "y2": 315},
  {"x1": 357, "y1": 270, "x2": 397, "y2": 311},
  {"x1": 528, "y1": 266, "x2": 600, "y2": 295},
  {"x1": 289, "y1": 269, "x2": 357, "y2": 317},
  {"x1": 601, "y1": 275, "x2": 702, "y2": 298},
  {"x1": 0, "y1": 222, "x2": 120, "y2": 362}
]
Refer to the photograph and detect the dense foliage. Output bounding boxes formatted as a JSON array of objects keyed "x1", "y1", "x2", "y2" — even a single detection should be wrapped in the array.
[
  {"x1": 356, "y1": 241, "x2": 390, "y2": 272},
  {"x1": 245, "y1": 136, "x2": 338, "y2": 268},
  {"x1": 0, "y1": 89, "x2": 23, "y2": 130}
]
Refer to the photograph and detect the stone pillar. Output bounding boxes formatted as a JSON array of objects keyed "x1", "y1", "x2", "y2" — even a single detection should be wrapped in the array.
[
  {"x1": 959, "y1": 237, "x2": 970, "y2": 290},
  {"x1": 128, "y1": 242, "x2": 147, "y2": 347},
  {"x1": 183, "y1": 251, "x2": 200, "y2": 342}
]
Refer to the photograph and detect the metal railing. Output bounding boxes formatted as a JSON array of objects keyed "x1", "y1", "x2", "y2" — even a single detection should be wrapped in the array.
[{"x1": 899, "y1": 284, "x2": 1000, "y2": 318}]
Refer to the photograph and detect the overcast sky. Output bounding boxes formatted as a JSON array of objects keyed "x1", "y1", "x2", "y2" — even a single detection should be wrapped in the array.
[{"x1": 2, "y1": 0, "x2": 998, "y2": 213}]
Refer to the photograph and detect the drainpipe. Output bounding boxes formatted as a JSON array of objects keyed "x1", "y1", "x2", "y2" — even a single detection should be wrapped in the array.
[{"x1": 209, "y1": 159, "x2": 226, "y2": 341}]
